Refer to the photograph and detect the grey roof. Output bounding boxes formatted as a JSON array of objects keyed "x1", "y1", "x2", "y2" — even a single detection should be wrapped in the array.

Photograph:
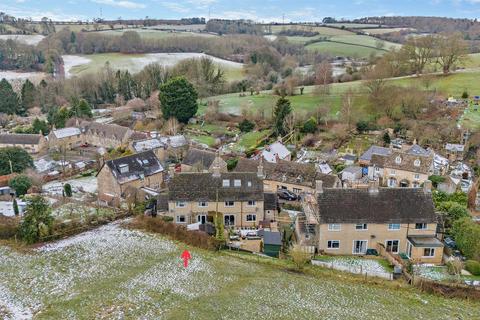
[
  {"x1": 264, "y1": 192, "x2": 278, "y2": 210},
  {"x1": 359, "y1": 146, "x2": 391, "y2": 162},
  {"x1": 406, "y1": 144, "x2": 430, "y2": 157},
  {"x1": 157, "y1": 194, "x2": 169, "y2": 212},
  {"x1": 315, "y1": 188, "x2": 437, "y2": 224},
  {"x1": 132, "y1": 138, "x2": 166, "y2": 153},
  {"x1": 182, "y1": 148, "x2": 216, "y2": 168},
  {"x1": 106, "y1": 150, "x2": 164, "y2": 184},
  {"x1": 159, "y1": 135, "x2": 188, "y2": 148},
  {"x1": 80, "y1": 120, "x2": 131, "y2": 141},
  {"x1": 168, "y1": 172, "x2": 264, "y2": 202},
  {"x1": 233, "y1": 158, "x2": 340, "y2": 188},
  {"x1": 407, "y1": 235, "x2": 444, "y2": 248},
  {"x1": 341, "y1": 154, "x2": 357, "y2": 161},
  {"x1": 0, "y1": 134, "x2": 42, "y2": 145},
  {"x1": 445, "y1": 143, "x2": 465, "y2": 152},
  {"x1": 371, "y1": 151, "x2": 433, "y2": 174},
  {"x1": 263, "y1": 231, "x2": 282, "y2": 246},
  {"x1": 342, "y1": 166, "x2": 363, "y2": 174}
]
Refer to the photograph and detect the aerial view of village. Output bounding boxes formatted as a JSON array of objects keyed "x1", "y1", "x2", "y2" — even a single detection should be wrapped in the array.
[{"x1": 0, "y1": 0, "x2": 480, "y2": 319}]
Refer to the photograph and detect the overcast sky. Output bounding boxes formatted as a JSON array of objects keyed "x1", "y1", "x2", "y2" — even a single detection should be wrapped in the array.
[{"x1": 4, "y1": 0, "x2": 480, "y2": 21}]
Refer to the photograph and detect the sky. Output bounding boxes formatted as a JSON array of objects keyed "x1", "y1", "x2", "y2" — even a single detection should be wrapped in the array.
[{"x1": 3, "y1": 0, "x2": 480, "y2": 22}]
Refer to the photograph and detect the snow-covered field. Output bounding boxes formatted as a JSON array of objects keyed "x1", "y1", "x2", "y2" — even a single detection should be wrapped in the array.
[
  {"x1": 313, "y1": 256, "x2": 392, "y2": 280},
  {"x1": 0, "y1": 223, "x2": 478, "y2": 319},
  {"x1": 42, "y1": 176, "x2": 97, "y2": 200},
  {"x1": 62, "y1": 55, "x2": 92, "y2": 79},
  {"x1": 0, "y1": 34, "x2": 45, "y2": 45}
]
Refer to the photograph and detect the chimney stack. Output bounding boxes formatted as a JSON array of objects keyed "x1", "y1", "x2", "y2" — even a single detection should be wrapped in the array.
[
  {"x1": 257, "y1": 157, "x2": 264, "y2": 179},
  {"x1": 368, "y1": 180, "x2": 379, "y2": 193},
  {"x1": 423, "y1": 180, "x2": 432, "y2": 193},
  {"x1": 315, "y1": 180, "x2": 323, "y2": 194}
]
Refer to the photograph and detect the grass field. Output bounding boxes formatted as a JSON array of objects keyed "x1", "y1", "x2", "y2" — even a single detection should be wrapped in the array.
[
  {"x1": 204, "y1": 81, "x2": 366, "y2": 118},
  {"x1": 65, "y1": 52, "x2": 244, "y2": 81},
  {"x1": 1, "y1": 222, "x2": 479, "y2": 319},
  {"x1": 362, "y1": 28, "x2": 414, "y2": 35},
  {"x1": 269, "y1": 25, "x2": 353, "y2": 36},
  {"x1": 91, "y1": 29, "x2": 216, "y2": 40}
]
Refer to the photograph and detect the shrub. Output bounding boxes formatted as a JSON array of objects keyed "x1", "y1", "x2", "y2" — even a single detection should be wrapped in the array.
[
  {"x1": 446, "y1": 260, "x2": 464, "y2": 276},
  {"x1": 238, "y1": 119, "x2": 255, "y2": 132},
  {"x1": 301, "y1": 117, "x2": 317, "y2": 134},
  {"x1": 9, "y1": 174, "x2": 32, "y2": 196},
  {"x1": 428, "y1": 175, "x2": 446, "y2": 188},
  {"x1": 290, "y1": 245, "x2": 311, "y2": 271},
  {"x1": 161, "y1": 215, "x2": 174, "y2": 222},
  {"x1": 0, "y1": 216, "x2": 19, "y2": 239},
  {"x1": 465, "y1": 260, "x2": 480, "y2": 276},
  {"x1": 461, "y1": 91, "x2": 469, "y2": 99},
  {"x1": 452, "y1": 217, "x2": 480, "y2": 260},
  {"x1": 226, "y1": 158, "x2": 238, "y2": 171},
  {"x1": 63, "y1": 183, "x2": 72, "y2": 197}
]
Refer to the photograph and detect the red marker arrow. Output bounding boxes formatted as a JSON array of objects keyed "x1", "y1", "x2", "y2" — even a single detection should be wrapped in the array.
[{"x1": 181, "y1": 250, "x2": 191, "y2": 268}]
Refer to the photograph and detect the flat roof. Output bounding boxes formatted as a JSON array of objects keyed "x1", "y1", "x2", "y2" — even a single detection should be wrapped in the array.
[{"x1": 407, "y1": 236, "x2": 444, "y2": 248}]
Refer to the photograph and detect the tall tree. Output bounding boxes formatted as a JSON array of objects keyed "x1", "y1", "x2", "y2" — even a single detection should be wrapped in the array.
[
  {"x1": 434, "y1": 33, "x2": 468, "y2": 74},
  {"x1": 70, "y1": 98, "x2": 93, "y2": 119},
  {"x1": 315, "y1": 61, "x2": 333, "y2": 95},
  {"x1": 159, "y1": 77, "x2": 198, "y2": 124},
  {"x1": 273, "y1": 97, "x2": 292, "y2": 137},
  {"x1": 0, "y1": 147, "x2": 34, "y2": 175},
  {"x1": 0, "y1": 79, "x2": 19, "y2": 115},
  {"x1": 21, "y1": 79, "x2": 37, "y2": 111},
  {"x1": 401, "y1": 35, "x2": 435, "y2": 75},
  {"x1": 19, "y1": 196, "x2": 53, "y2": 244}
]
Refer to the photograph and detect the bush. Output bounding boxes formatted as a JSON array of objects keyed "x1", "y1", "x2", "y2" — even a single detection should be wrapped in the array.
[
  {"x1": 0, "y1": 216, "x2": 19, "y2": 239},
  {"x1": 446, "y1": 260, "x2": 464, "y2": 276},
  {"x1": 238, "y1": 119, "x2": 255, "y2": 133},
  {"x1": 301, "y1": 117, "x2": 317, "y2": 134},
  {"x1": 290, "y1": 245, "x2": 311, "y2": 271},
  {"x1": 462, "y1": 91, "x2": 469, "y2": 99},
  {"x1": 226, "y1": 158, "x2": 238, "y2": 171},
  {"x1": 465, "y1": 260, "x2": 480, "y2": 276},
  {"x1": 9, "y1": 175, "x2": 32, "y2": 196},
  {"x1": 63, "y1": 183, "x2": 72, "y2": 197},
  {"x1": 452, "y1": 217, "x2": 480, "y2": 260},
  {"x1": 428, "y1": 175, "x2": 445, "y2": 188},
  {"x1": 161, "y1": 215, "x2": 174, "y2": 222}
]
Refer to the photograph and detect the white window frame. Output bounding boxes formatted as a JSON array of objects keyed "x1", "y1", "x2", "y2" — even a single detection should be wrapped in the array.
[
  {"x1": 388, "y1": 223, "x2": 400, "y2": 231},
  {"x1": 176, "y1": 201, "x2": 186, "y2": 208},
  {"x1": 414, "y1": 174, "x2": 420, "y2": 180},
  {"x1": 247, "y1": 181, "x2": 252, "y2": 187},
  {"x1": 414, "y1": 159, "x2": 421, "y2": 167},
  {"x1": 385, "y1": 239, "x2": 400, "y2": 254},
  {"x1": 355, "y1": 223, "x2": 368, "y2": 231},
  {"x1": 327, "y1": 240, "x2": 340, "y2": 249},
  {"x1": 406, "y1": 241, "x2": 413, "y2": 258},
  {"x1": 422, "y1": 248, "x2": 435, "y2": 257},
  {"x1": 328, "y1": 224, "x2": 341, "y2": 231},
  {"x1": 395, "y1": 156, "x2": 402, "y2": 164},
  {"x1": 176, "y1": 215, "x2": 186, "y2": 223},
  {"x1": 234, "y1": 179, "x2": 242, "y2": 187},
  {"x1": 222, "y1": 179, "x2": 230, "y2": 187},
  {"x1": 225, "y1": 201, "x2": 235, "y2": 207},
  {"x1": 352, "y1": 240, "x2": 368, "y2": 255},
  {"x1": 246, "y1": 214, "x2": 256, "y2": 222},
  {"x1": 198, "y1": 201, "x2": 208, "y2": 207},
  {"x1": 247, "y1": 200, "x2": 256, "y2": 206},
  {"x1": 390, "y1": 169, "x2": 396, "y2": 176},
  {"x1": 415, "y1": 223, "x2": 427, "y2": 230}
]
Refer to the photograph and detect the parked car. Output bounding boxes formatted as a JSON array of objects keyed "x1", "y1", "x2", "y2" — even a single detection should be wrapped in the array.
[
  {"x1": 277, "y1": 189, "x2": 298, "y2": 201},
  {"x1": 444, "y1": 237, "x2": 456, "y2": 249}
]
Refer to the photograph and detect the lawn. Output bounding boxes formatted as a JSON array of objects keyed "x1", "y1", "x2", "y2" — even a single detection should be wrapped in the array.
[
  {"x1": 90, "y1": 29, "x2": 216, "y2": 40},
  {"x1": 204, "y1": 82, "x2": 367, "y2": 118},
  {"x1": 0, "y1": 222, "x2": 479, "y2": 319},
  {"x1": 187, "y1": 134, "x2": 217, "y2": 147},
  {"x1": 306, "y1": 41, "x2": 386, "y2": 58},
  {"x1": 415, "y1": 265, "x2": 480, "y2": 283},
  {"x1": 269, "y1": 25, "x2": 353, "y2": 36},
  {"x1": 238, "y1": 130, "x2": 271, "y2": 149},
  {"x1": 65, "y1": 52, "x2": 244, "y2": 81}
]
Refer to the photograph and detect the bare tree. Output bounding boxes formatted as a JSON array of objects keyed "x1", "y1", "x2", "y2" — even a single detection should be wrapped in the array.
[
  {"x1": 315, "y1": 61, "x2": 333, "y2": 95},
  {"x1": 402, "y1": 35, "x2": 435, "y2": 75},
  {"x1": 341, "y1": 89, "x2": 355, "y2": 131},
  {"x1": 434, "y1": 33, "x2": 468, "y2": 74}
]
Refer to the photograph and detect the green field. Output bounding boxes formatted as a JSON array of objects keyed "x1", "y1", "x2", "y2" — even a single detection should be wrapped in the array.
[
  {"x1": 204, "y1": 83, "x2": 367, "y2": 118},
  {"x1": 66, "y1": 52, "x2": 244, "y2": 82},
  {"x1": 362, "y1": 28, "x2": 414, "y2": 35},
  {"x1": 269, "y1": 25, "x2": 353, "y2": 36},
  {"x1": 1, "y1": 222, "x2": 478, "y2": 319}
]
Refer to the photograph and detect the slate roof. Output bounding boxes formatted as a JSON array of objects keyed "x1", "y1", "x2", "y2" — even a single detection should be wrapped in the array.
[
  {"x1": 264, "y1": 192, "x2": 278, "y2": 210},
  {"x1": 359, "y1": 146, "x2": 391, "y2": 162},
  {"x1": 315, "y1": 188, "x2": 437, "y2": 224},
  {"x1": 182, "y1": 148, "x2": 217, "y2": 168},
  {"x1": 105, "y1": 150, "x2": 164, "y2": 184},
  {"x1": 168, "y1": 172, "x2": 264, "y2": 202},
  {"x1": 370, "y1": 151, "x2": 433, "y2": 174},
  {"x1": 158, "y1": 135, "x2": 188, "y2": 148},
  {"x1": 52, "y1": 127, "x2": 81, "y2": 139},
  {"x1": 445, "y1": 143, "x2": 465, "y2": 152},
  {"x1": 261, "y1": 142, "x2": 291, "y2": 163},
  {"x1": 80, "y1": 121, "x2": 131, "y2": 141},
  {"x1": 132, "y1": 138, "x2": 166, "y2": 153},
  {"x1": 406, "y1": 144, "x2": 430, "y2": 157},
  {"x1": 0, "y1": 134, "x2": 42, "y2": 145},
  {"x1": 233, "y1": 158, "x2": 340, "y2": 188}
]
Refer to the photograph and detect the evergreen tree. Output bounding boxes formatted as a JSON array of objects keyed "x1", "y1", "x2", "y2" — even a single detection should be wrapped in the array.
[
  {"x1": 159, "y1": 77, "x2": 198, "y2": 123},
  {"x1": 13, "y1": 198, "x2": 19, "y2": 216},
  {"x1": 19, "y1": 196, "x2": 53, "y2": 244},
  {"x1": 32, "y1": 118, "x2": 49, "y2": 135},
  {"x1": 383, "y1": 131, "x2": 391, "y2": 145},
  {"x1": 9, "y1": 175, "x2": 32, "y2": 196},
  {"x1": 63, "y1": 183, "x2": 72, "y2": 197},
  {"x1": 0, "y1": 79, "x2": 19, "y2": 115},
  {"x1": 21, "y1": 79, "x2": 37, "y2": 111},
  {"x1": 0, "y1": 147, "x2": 34, "y2": 175},
  {"x1": 273, "y1": 96, "x2": 292, "y2": 136},
  {"x1": 70, "y1": 98, "x2": 92, "y2": 118}
]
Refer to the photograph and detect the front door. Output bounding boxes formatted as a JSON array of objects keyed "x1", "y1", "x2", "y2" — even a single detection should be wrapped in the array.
[
  {"x1": 197, "y1": 215, "x2": 207, "y2": 224},
  {"x1": 353, "y1": 240, "x2": 367, "y2": 254}
]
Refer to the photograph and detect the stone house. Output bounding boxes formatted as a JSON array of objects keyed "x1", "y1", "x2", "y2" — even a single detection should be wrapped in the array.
[
  {"x1": 79, "y1": 120, "x2": 133, "y2": 149},
  {"x1": 181, "y1": 148, "x2": 227, "y2": 173},
  {"x1": 48, "y1": 127, "x2": 83, "y2": 150},
  {"x1": 303, "y1": 181, "x2": 443, "y2": 265},
  {"x1": 445, "y1": 143, "x2": 465, "y2": 162},
  {"x1": 233, "y1": 157, "x2": 341, "y2": 195},
  {"x1": 368, "y1": 146, "x2": 434, "y2": 188},
  {"x1": 167, "y1": 167, "x2": 265, "y2": 228},
  {"x1": 97, "y1": 150, "x2": 164, "y2": 205},
  {"x1": 0, "y1": 133, "x2": 47, "y2": 154}
]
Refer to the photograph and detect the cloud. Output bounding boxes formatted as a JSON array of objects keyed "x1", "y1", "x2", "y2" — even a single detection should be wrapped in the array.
[
  {"x1": 159, "y1": 1, "x2": 190, "y2": 13},
  {"x1": 91, "y1": 0, "x2": 146, "y2": 9}
]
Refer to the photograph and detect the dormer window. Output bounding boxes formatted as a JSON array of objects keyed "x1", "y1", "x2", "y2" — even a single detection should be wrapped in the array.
[
  {"x1": 247, "y1": 181, "x2": 252, "y2": 187},
  {"x1": 395, "y1": 156, "x2": 402, "y2": 164},
  {"x1": 414, "y1": 159, "x2": 421, "y2": 167},
  {"x1": 119, "y1": 164, "x2": 129, "y2": 174},
  {"x1": 234, "y1": 179, "x2": 241, "y2": 187},
  {"x1": 222, "y1": 179, "x2": 230, "y2": 187}
]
